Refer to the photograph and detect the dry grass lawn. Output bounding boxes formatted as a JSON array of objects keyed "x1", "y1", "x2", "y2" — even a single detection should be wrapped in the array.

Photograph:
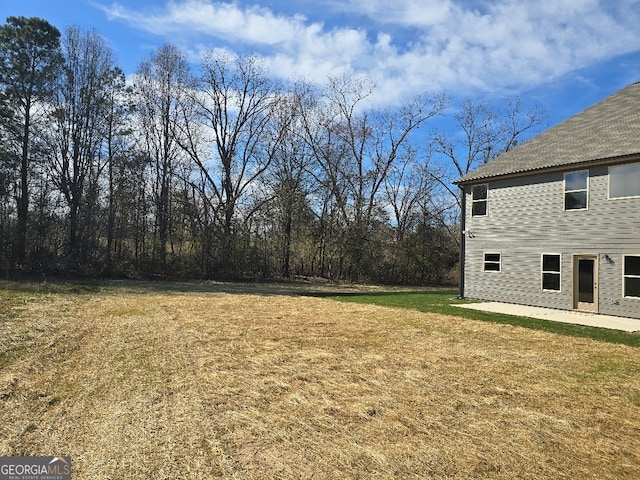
[{"x1": 1, "y1": 281, "x2": 639, "y2": 479}]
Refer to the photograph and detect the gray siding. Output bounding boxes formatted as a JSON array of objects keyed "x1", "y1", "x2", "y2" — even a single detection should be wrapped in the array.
[{"x1": 463, "y1": 164, "x2": 640, "y2": 319}]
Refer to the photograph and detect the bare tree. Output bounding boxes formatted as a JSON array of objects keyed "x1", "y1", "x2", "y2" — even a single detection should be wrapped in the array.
[
  {"x1": 47, "y1": 26, "x2": 117, "y2": 266},
  {"x1": 431, "y1": 96, "x2": 547, "y2": 206},
  {"x1": 263, "y1": 82, "x2": 317, "y2": 278},
  {"x1": 384, "y1": 146, "x2": 436, "y2": 244},
  {"x1": 308, "y1": 75, "x2": 445, "y2": 280},
  {"x1": 134, "y1": 43, "x2": 192, "y2": 271},
  {"x1": 179, "y1": 52, "x2": 282, "y2": 276}
]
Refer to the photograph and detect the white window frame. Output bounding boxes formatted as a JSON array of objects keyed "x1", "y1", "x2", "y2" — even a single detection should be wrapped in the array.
[
  {"x1": 483, "y1": 252, "x2": 501, "y2": 272},
  {"x1": 609, "y1": 162, "x2": 640, "y2": 200},
  {"x1": 471, "y1": 183, "x2": 488, "y2": 217},
  {"x1": 564, "y1": 170, "x2": 589, "y2": 211},
  {"x1": 541, "y1": 253, "x2": 561, "y2": 292},
  {"x1": 623, "y1": 254, "x2": 640, "y2": 299}
]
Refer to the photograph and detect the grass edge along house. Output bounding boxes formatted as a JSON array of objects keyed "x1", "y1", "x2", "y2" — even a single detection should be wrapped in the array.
[{"x1": 455, "y1": 82, "x2": 640, "y2": 320}]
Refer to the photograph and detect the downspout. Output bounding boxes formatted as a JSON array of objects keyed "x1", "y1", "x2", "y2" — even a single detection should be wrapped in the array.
[{"x1": 458, "y1": 184, "x2": 466, "y2": 299}]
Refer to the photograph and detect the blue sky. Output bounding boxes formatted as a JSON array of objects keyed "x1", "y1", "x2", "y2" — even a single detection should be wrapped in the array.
[{"x1": 4, "y1": 0, "x2": 640, "y2": 126}]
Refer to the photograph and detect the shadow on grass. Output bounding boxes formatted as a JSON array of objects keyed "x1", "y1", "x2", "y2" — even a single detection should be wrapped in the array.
[
  {"x1": 0, "y1": 277, "x2": 400, "y2": 297},
  {"x1": 2, "y1": 279, "x2": 638, "y2": 347},
  {"x1": 307, "y1": 290, "x2": 640, "y2": 348}
]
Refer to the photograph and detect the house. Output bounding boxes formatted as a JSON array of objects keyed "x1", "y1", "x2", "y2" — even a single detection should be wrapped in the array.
[{"x1": 454, "y1": 82, "x2": 640, "y2": 320}]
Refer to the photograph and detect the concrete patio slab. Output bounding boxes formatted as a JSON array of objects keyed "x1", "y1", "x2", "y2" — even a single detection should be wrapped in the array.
[{"x1": 454, "y1": 302, "x2": 640, "y2": 332}]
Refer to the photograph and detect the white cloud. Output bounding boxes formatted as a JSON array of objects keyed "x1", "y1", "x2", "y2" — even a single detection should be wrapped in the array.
[
  {"x1": 102, "y1": 0, "x2": 309, "y2": 44},
  {"x1": 98, "y1": 0, "x2": 640, "y2": 105}
]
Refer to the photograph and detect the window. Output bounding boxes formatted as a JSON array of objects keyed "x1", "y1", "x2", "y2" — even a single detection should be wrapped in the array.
[
  {"x1": 484, "y1": 253, "x2": 501, "y2": 272},
  {"x1": 542, "y1": 254, "x2": 561, "y2": 291},
  {"x1": 564, "y1": 170, "x2": 588, "y2": 210},
  {"x1": 624, "y1": 255, "x2": 640, "y2": 298},
  {"x1": 610, "y1": 162, "x2": 640, "y2": 199},
  {"x1": 472, "y1": 184, "x2": 488, "y2": 216}
]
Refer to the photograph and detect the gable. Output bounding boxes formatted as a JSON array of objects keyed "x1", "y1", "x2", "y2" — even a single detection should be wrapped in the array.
[{"x1": 456, "y1": 82, "x2": 640, "y2": 184}]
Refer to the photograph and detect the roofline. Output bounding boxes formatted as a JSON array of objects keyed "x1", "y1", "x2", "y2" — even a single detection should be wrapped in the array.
[{"x1": 453, "y1": 152, "x2": 640, "y2": 185}]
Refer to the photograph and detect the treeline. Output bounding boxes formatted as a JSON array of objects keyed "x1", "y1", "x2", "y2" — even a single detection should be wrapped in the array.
[{"x1": 0, "y1": 17, "x2": 544, "y2": 284}]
